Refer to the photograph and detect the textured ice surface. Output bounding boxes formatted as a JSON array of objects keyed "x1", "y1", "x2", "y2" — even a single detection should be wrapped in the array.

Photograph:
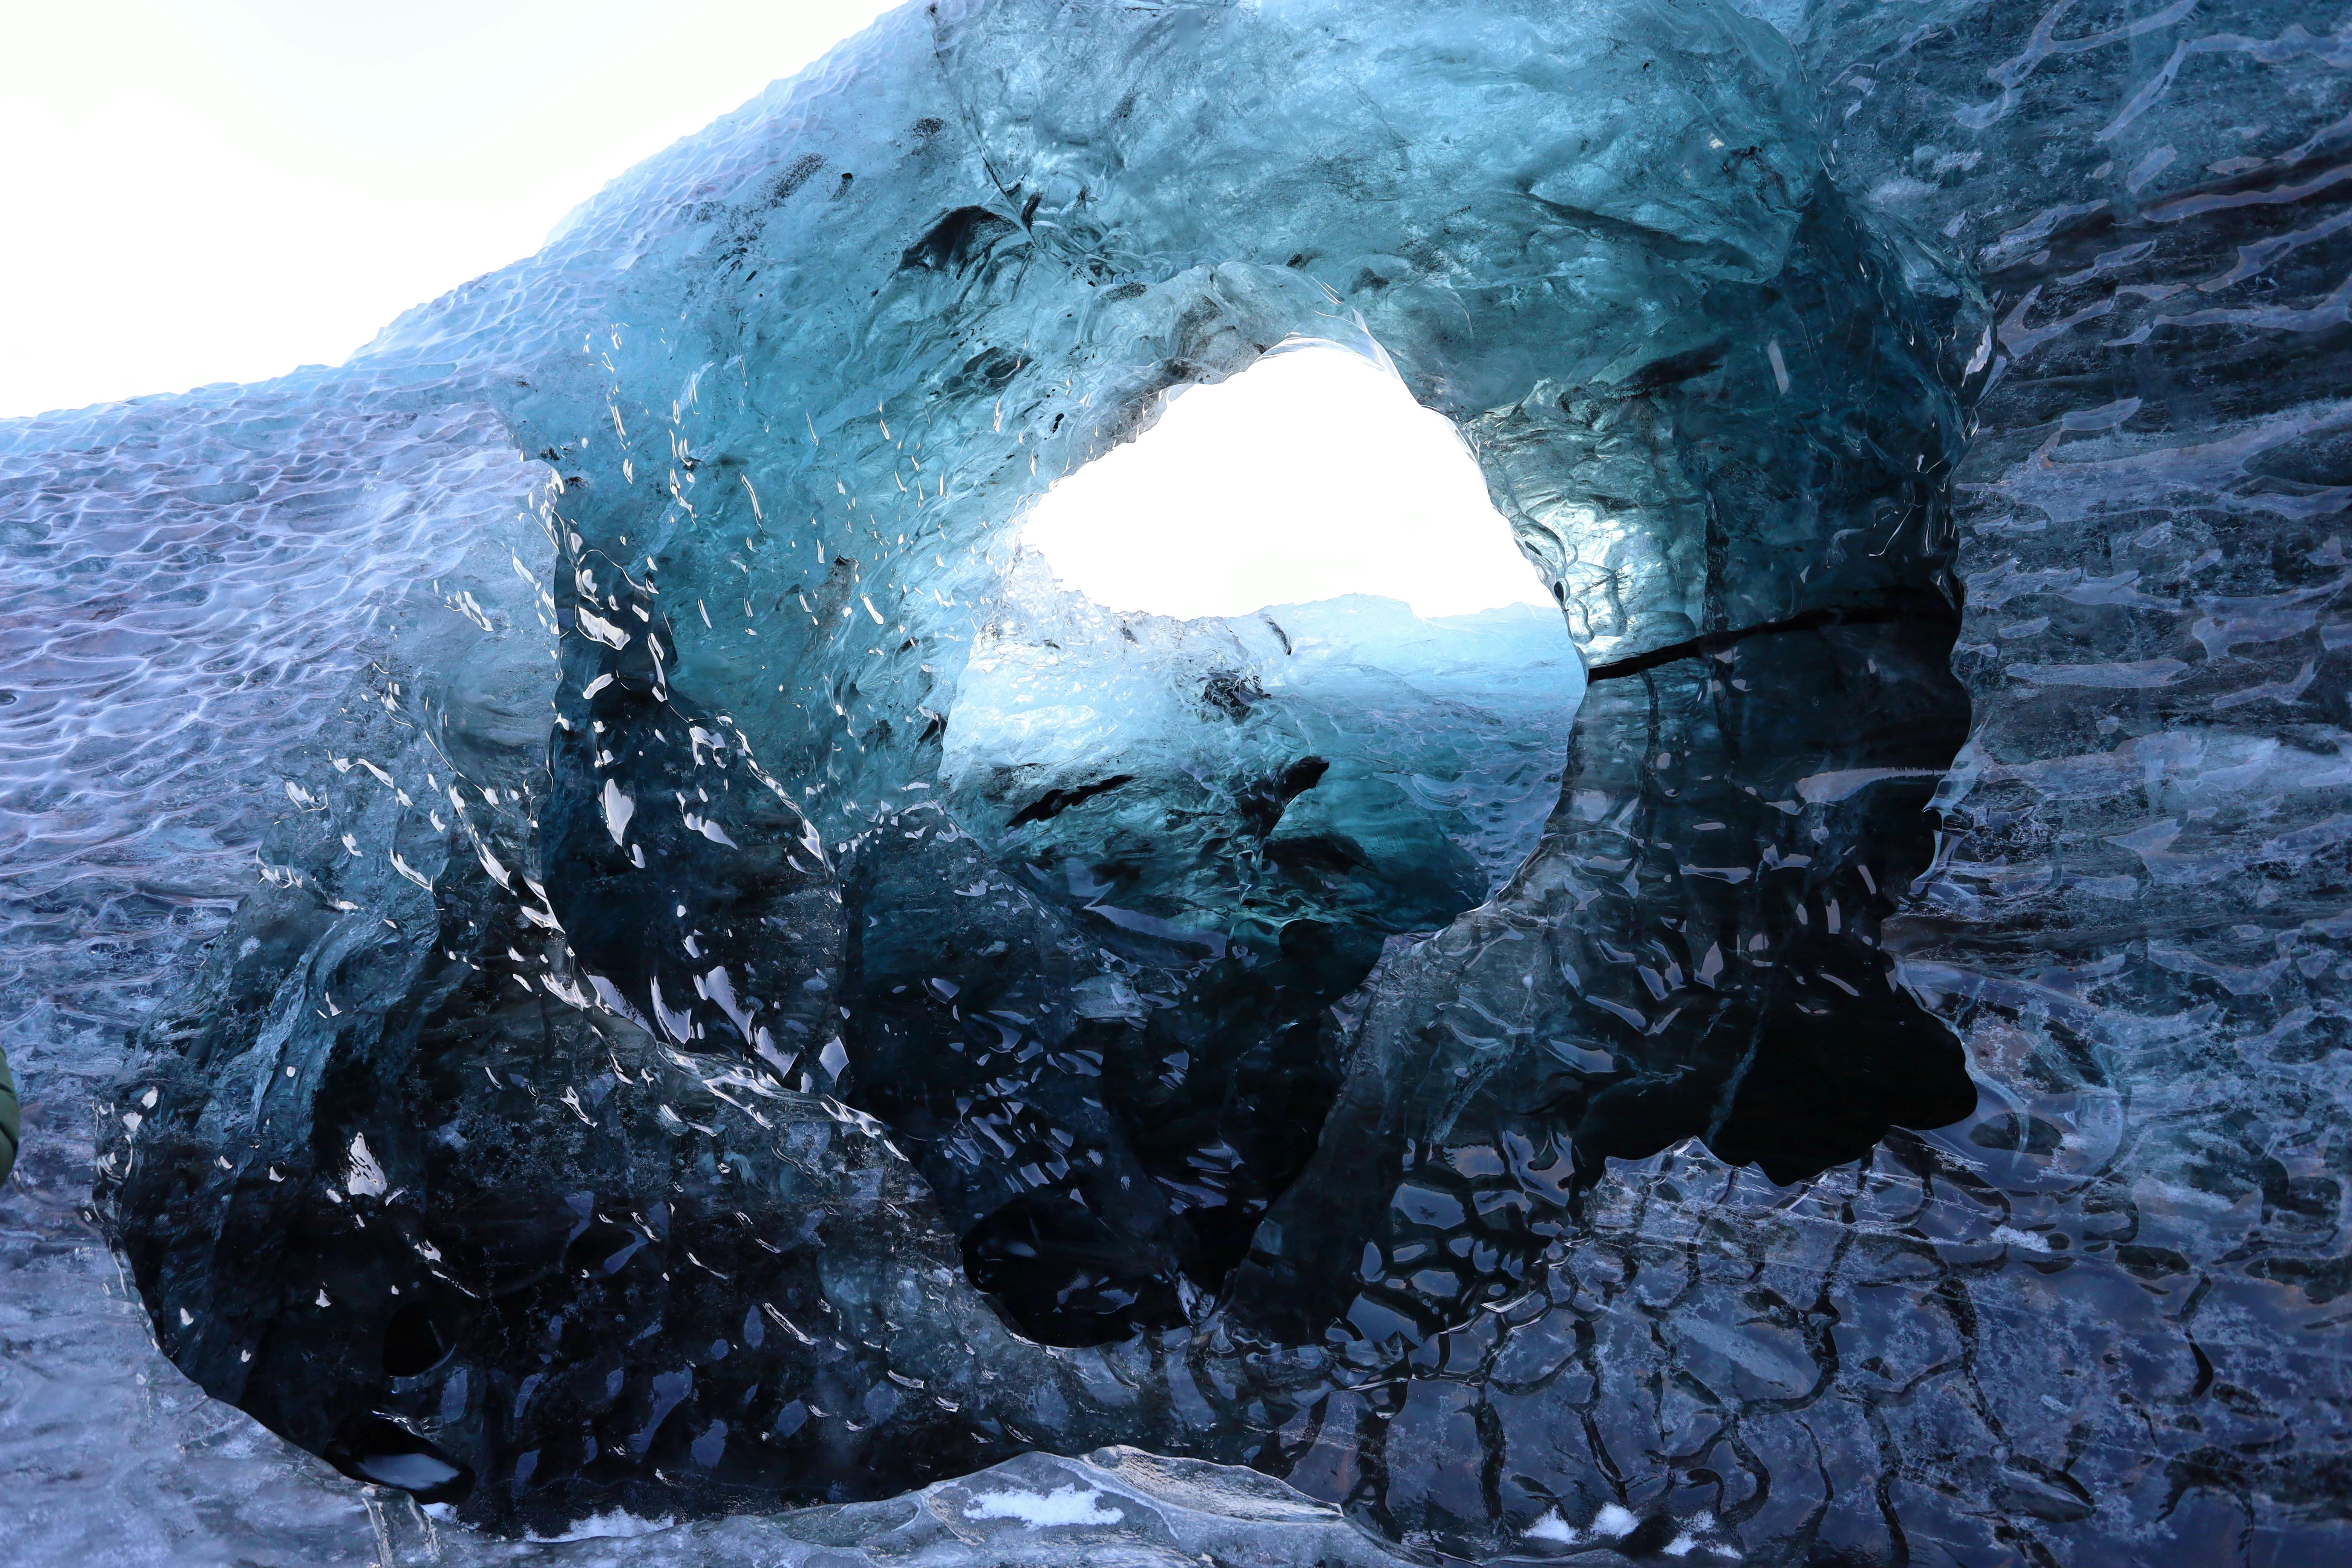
[{"x1": 4, "y1": 0, "x2": 2351, "y2": 1563}]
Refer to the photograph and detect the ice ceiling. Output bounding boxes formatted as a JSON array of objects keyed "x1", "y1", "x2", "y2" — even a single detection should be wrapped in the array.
[{"x1": 4, "y1": 1, "x2": 2350, "y2": 1565}]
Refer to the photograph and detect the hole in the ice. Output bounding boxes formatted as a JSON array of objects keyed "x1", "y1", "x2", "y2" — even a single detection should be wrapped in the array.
[
  {"x1": 946, "y1": 339, "x2": 1589, "y2": 905},
  {"x1": 900, "y1": 343, "x2": 1594, "y2": 1348},
  {"x1": 1020, "y1": 341, "x2": 1554, "y2": 621},
  {"x1": 960, "y1": 1190, "x2": 1184, "y2": 1348},
  {"x1": 381, "y1": 1300, "x2": 453, "y2": 1378}
]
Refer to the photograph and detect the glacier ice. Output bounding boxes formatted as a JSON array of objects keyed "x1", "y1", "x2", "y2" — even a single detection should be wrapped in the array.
[{"x1": 2, "y1": 0, "x2": 2349, "y2": 1563}]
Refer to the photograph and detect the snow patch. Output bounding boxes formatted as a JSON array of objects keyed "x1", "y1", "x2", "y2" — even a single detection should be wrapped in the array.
[
  {"x1": 962, "y1": 1484, "x2": 1124, "y2": 1527},
  {"x1": 527, "y1": 1508, "x2": 676, "y2": 1542},
  {"x1": 345, "y1": 1134, "x2": 387, "y2": 1197}
]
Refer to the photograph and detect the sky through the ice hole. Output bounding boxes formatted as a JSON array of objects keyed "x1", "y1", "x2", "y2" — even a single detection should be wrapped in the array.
[
  {"x1": 0, "y1": 1, "x2": 901, "y2": 419},
  {"x1": 1020, "y1": 345, "x2": 1554, "y2": 622}
]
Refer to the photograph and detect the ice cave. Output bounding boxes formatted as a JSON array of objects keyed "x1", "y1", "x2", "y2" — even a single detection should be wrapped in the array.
[{"x1": 4, "y1": 0, "x2": 2350, "y2": 1563}]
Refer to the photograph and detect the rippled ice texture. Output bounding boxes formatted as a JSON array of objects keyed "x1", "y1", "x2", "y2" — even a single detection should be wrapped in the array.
[{"x1": 4, "y1": 1, "x2": 2350, "y2": 1564}]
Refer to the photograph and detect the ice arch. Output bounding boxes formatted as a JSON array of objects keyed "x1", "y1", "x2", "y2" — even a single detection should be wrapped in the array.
[
  {"x1": 1020, "y1": 340, "x2": 1552, "y2": 621},
  {"x1": 102, "y1": 0, "x2": 1974, "y2": 1542}
]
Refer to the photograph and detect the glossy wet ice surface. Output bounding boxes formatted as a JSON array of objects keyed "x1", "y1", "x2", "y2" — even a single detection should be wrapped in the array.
[{"x1": 5, "y1": 2, "x2": 2350, "y2": 1564}]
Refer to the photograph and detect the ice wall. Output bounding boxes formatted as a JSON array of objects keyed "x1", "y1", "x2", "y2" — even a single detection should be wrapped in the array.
[
  {"x1": 1, "y1": 1, "x2": 2346, "y2": 1564},
  {"x1": 1805, "y1": 0, "x2": 2352, "y2": 1557}
]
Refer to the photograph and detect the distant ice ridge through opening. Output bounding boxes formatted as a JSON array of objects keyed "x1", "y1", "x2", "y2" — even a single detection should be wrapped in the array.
[{"x1": 1020, "y1": 341, "x2": 1556, "y2": 622}]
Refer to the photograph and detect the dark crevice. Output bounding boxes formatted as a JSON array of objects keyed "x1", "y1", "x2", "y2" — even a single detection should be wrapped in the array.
[
  {"x1": 1008, "y1": 772, "x2": 1135, "y2": 826},
  {"x1": 1585, "y1": 590, "x2": 1960, "y2": 683}
]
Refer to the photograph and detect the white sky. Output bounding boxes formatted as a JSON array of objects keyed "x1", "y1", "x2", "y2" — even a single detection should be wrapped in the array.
[
  {"x1": 2, "y1": 3, "x2": 1550, "y2": 625},
  {"x1": 1024, "y1": 346, "x2": 1552, "y2": 621},
  {"x1": 0, "y1": 0, "x2": 897, "y2": 420}
]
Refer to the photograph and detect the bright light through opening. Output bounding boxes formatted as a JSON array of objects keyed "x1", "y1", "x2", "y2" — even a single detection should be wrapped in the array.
[{"x1": 1021, "y1": 344, "x2": 1556, "y2": 622}]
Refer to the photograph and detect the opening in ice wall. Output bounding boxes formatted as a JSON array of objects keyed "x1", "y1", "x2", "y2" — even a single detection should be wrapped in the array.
[
  {"x1": 1020, "y1": 341, "x2": 1554, "y2": 621},
  {"x1": 911, "y1": 342, "x2": 1588, "y2": 1345}
]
